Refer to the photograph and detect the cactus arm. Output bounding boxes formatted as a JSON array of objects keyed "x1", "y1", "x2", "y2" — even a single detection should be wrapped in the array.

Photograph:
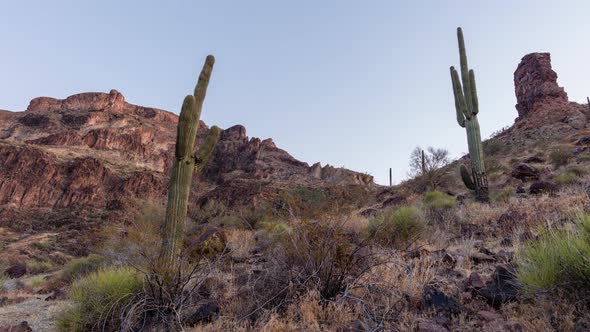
[
  {"x1": 469, "y1": 70, "x2": 479, "y2": 115},
  {"x1": 451, "y1": 67, "x2": 467, "y2": 127},
  {"x1": 195, "y1": 125, "x2": 221, "y2": 174},
  {"x1": 457, "y1": 27, "x2": 473, "y2": 113},
  {"x1": 193, "y1": 55, "x2": 216, "y2": 117},
  {"x1": 460, "y1": 164, "x2": 476, "y2": 190}
]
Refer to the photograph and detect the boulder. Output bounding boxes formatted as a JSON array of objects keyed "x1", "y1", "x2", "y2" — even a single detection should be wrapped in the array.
[
  {"x1": 5, "y1": 263, "x2": 27, "y2": 278},
  {"x1": 476, "y1": 264, "x2": 520, "y2": 309},
  {"x1": 422, "y1": 286, "x2": 462, "y2": 315},
  {"x1": 511, "y1": 163, "x2": 540, "y2": 181},
  {"x1": 529, "y1": 180, "x2": 557, "y2": 195}
]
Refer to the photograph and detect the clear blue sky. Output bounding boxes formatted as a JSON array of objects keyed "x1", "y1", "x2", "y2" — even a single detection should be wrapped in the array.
[{"x1": 1, "y1": 1, "x2": 589, "y2": 184}]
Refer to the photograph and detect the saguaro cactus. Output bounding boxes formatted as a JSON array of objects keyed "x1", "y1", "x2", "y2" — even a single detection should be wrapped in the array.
[
  {"x1": 420, "y1": 150, "x2": 427, "y2": 177},
  {"x1": 450, "y1": 28, "x2": 489, "y2": 202},
  {"x1": 389, "y1": 168, "x2": 392, "y2": 187},
  {"x1": 159, "y1": 55, "x2": 221, "y2": 271}
]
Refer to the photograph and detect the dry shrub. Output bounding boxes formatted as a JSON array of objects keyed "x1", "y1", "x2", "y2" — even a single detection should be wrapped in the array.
[
  {"x1": 233, "y1": 217, "x2": 383, "y2": 327},
  {"x1": 226, "y1": 229, "x2": 256, "y2": 260},
  {"x1": 368, "y1": 206, "x2": 427, "y2": 250},
  {"x1": 63, "y1": 200, "x2": 228, "y2": 331},
  {"x1": 502, "y1": 296, "x2": 590, "y2": 331},
  {"x1": 550, "y1": 146, "x2": 572, "y2": 169}
]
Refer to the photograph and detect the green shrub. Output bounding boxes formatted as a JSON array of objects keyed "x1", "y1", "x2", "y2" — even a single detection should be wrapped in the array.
[
  {"x1": 61, "y1": 254, "x2": 107, "y2": 282},
  {"x1": 554, "y1": 171, "x2": 579, "y2": 185},
  {"x1": 368, "y1": 206, "x2": 426, "y2": 249},
  {"x1": 550, "y1": 147, "x2": 571, "y2": 169},
  {"x1": 483, "y1": 139, "x2": 504, "y2": 156},
  {"x1": 0, "y1": 273, "x2": 7, "y2": 291},
  {"x1": 423, "y1": 191, "x2": 456, "y2": 210},
  {"x1": 27, "y1": 275, "x2": 46, "y2": 288},
  {"x1": 27, "y1": 260, "x2": 53, "y2": 274},
  {"x1": 57, "y1": 266, "x2": 143, "y2": 332},
  {"x1": 517, "y1": 212, "x2": 590, "y2": 292}
]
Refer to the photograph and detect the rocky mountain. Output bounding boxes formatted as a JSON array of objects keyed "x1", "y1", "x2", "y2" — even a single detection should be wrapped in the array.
[{"x1": 0, "y1": 90, "x2": 373, "y2": 232}]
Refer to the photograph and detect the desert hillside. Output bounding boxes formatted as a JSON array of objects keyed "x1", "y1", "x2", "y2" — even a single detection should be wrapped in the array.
[{"x1": 1, "y1": 48, "x2": 590, "y2": 331}]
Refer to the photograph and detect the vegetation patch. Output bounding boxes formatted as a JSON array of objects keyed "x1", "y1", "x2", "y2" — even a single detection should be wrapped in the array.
[
  {"x1": 61, "y1": 254, "x2": 107, "y2": 282},
  {"x1": 549, "y1": 147, "x2": 571, "y2": 169},
  {"x1": 517, "y1": 212, "x2": 590, "y2": 293},
  {"x1": 423, "y1": 191, "x2": 456, "y2": 210},
  {"x1": 368, "y1": 206, "x2": 426, "y2": 249},
  {"x1": 57, "y1": 266, "x2": 143, "y2": 332}
]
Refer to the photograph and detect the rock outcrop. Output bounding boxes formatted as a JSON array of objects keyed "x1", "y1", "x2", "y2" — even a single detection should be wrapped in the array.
[
  {"x1": 0, "y1": 91, "x2": 374, "y2": 230},
  {"x1": 503, "y1": 52, "x2": 589, "y2": 147},
  {"x1": 514, "y1": 53, "x2": 568, "y2": 121}
]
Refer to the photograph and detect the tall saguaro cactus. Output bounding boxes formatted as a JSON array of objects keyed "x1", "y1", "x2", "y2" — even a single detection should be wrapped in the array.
[
  {"x1": 450, "y1": 28, "x2": 489, "y2": 202},
  {"x1": 159, "y1": 55, "x2": 221, "y2": 272}
]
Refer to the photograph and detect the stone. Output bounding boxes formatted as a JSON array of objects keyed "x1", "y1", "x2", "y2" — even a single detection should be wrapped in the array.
[
  {"x1": 184, "y1": 301, "x2": 220, "y2": 325},
  {"x1": 529, "y1": 180, "x2": 558, "y2": 195},
  {"x1": 478, "y1": 310, "x2": 503, "y2": 322},
  {"x1": 470, "y1": 252, "x2": 496, "y2": 265},
  {"x1": 500, "y1": 237, "x2": 513, "y2": 247},
  {"x1": 416, "y1": 318, "x2": 449, "y2": 332},
  {"x1": 466, "y1": 272, "x2": 485, "y2": 290},
  {"x1": 523, "y1": 156, "x2": 545, "y2": 163},
  {"x1": 347, "y1": 320, "x2": 369, "y2": 332},
  {"x1": 5, "y1": 263, "x2": 26, "y2": 278},
  {"x1": 497, "y1": 250, "x2": 514, "y2": 263},
  {"x1": 0, "y1": 321, "x2": 32, "y2": 332},
  {"x1": 476, "y1": 264, "x2": 520, "y2": 309},
  {"x1": 422, "y1": 286, "x2": 462, "y2": 315},
  {"x1": 511, "y1": 163, "x2": 540, "y2": 181},
  {"x1": 442, "y1": 253, "x2": 457, "y2": 267}
]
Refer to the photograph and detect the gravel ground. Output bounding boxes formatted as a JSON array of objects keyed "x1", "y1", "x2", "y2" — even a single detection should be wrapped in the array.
[{"x1": 0, "y1": 296, "x2": 69, "y2": 331}]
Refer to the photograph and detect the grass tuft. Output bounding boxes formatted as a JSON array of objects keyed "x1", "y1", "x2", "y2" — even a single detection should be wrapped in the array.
[
  {"x1": 368, "y1": 206, "x2": 426, "y2": 249},
  {"x1": 517, "y1": 212, "x2": 590, "y2": 292},
  {"x1": 423, "y1": 191, "x2": 456, "y2": 209},
  {"x1": 56, "y1": 266, "x2": 143, "y2": 332}
]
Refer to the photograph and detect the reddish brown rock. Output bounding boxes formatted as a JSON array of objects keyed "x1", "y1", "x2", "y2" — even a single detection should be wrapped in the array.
[
  {"x1": 514, "y1": 53, "x2": 568, "y2": 121},
  {"x1": 511, "y1": 163, "x2": 540, "y2": 181},
  {"x1": 0, "y1": 90, "x2": 374, "y2": 233}
]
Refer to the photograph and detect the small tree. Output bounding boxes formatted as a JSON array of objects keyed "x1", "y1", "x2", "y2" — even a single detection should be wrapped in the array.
[{"x1": 408, "y1": 146, "x2": 450, "y2": 190}]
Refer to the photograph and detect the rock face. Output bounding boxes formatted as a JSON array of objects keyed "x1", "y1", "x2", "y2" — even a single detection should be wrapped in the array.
[
  {"x1": 499, "y1": 52, "x2": 589, "y2": 151},
  {"x1": 514, "y1": 53, "x2": 568, "y2": 121},
  {"x1": 0, "y1": 91, "x2": 373, "y2": 230}
]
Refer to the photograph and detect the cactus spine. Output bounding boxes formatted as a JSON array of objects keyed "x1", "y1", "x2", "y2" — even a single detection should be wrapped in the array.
[
  {"x1": 450, "y1": 28, "x2": 489, "y2": 202},
  {"x1": 159, "y1": 55, "x2": 220, "y2": 272}
]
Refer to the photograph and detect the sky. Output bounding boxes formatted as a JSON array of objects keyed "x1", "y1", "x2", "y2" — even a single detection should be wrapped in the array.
[{"x1": 1, "y1": 1, "x2": 589, "y2": 185}]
